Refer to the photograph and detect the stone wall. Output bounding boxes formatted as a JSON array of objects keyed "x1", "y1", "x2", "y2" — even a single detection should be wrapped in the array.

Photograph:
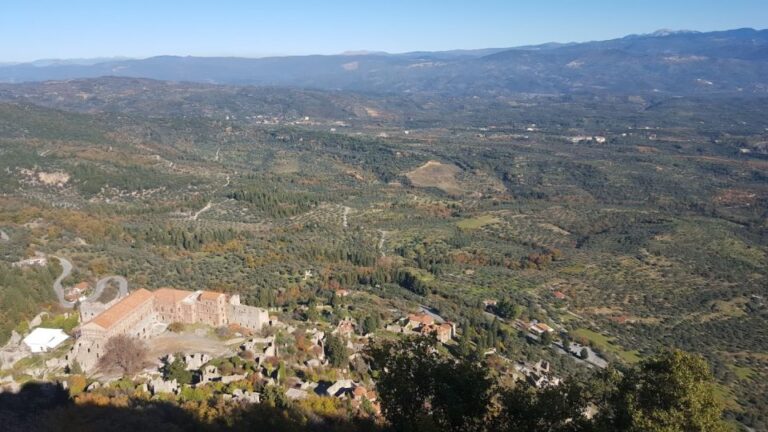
[
  {"x1": 227, "y1": 304, "x2": 269, "y2": 331},
  {"x1": 69, "y1": 339, "x2": 100, "y2": 371}
]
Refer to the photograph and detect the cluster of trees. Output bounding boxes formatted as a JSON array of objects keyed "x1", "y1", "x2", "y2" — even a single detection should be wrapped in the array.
[
  {"x1": 0, "y1": 263, "x2": 58, "y2": 344},
  {"x1": 289, "y1": 131, "x2": 407, "y2": 183},
  {"x1": 226, "y1": 186, "x2": 317, "y2": 218},
  {"x1": 518, "y1": 248, "x2": 564, "y2": 270},
  {"x1": 295, "y1": 244, "x2": 378, "y2": 270},
  {"x1": 450, "y1": 247, "x2": 564, "y2": 271},
  {"x1": 136, "y1": 225, "x2": 240, "y2": 251},
  {"x1": 360, "y1": 314, "x2": 382, "y2": 335},
  {"x1": 161, "y1": 354, "x2": 194, "y2": 385},
  {"x1": 367, "y1": 336, "x2": 728, "y2": 432},
  {"x1": 493, "y1": 299, "x2": 521, "y2": 319},
  {"x1": 71, "y1": 163, "x2": 200, "y2": 196},
  {"x1": 368, "y1": 336, "x2": 491, "y2": 432},
  {"x1": 394, "y1": 238, "x2": 452, "y2": 276},
  {"x1": 455, "y1": 318, "x2": 518, "y2": 359},
  {"x1": 393, "y1": 268, "x2": 432, "y2": 296},
  {"x1": 324, "y1": 334, "x2": 348, "y2": 368},
  {"x1": 393, "y1": 233, "x2": 564, "y2": 285}
]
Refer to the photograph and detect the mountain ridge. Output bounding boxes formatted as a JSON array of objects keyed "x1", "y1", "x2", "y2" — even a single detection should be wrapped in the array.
[{"x1": 1, "y1": 28, "x2": 767, "y2": 95}]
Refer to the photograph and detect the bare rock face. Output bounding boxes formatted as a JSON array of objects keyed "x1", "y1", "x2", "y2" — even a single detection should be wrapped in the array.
[
  {"x1": 30, "y1": 312, "x2": 50, "y2": 329},
  {"x1": 0, "y1": 331, "x2": 30, "y2": 371},
  {"x1": 6, "y1": 331, "x2": 21, "y2": 347}
]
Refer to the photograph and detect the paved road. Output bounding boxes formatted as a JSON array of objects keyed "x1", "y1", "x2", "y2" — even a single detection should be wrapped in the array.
[
  {"x1": 51, "y1": 256, "x2": 129, "y2": 308},
  {"x1": 52, "y1": 256, "x2": 75, "y2": 308},
  {"x1": 93, "y1": 275, "x2": 129, "y2": 302}
]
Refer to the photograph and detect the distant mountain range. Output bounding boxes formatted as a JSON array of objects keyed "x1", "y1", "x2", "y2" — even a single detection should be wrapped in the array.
[{"x1": 1, "y1": 28, "x2": 767, "y2": 96}]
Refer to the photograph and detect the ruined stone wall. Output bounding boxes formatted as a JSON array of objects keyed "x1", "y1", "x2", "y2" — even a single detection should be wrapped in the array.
[
  {"x1": 227, "y1": 304, "x2": 269, "y2": 331},
  {"x1": 197, "y1": 297, "x2": 227, "y2": 327},
  {"x1": 69, "y1": 339, "x2": 100, "y2": 371}
]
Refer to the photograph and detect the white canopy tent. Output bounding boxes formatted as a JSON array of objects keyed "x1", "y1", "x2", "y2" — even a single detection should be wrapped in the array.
[{"x1": 22, "y1": 328, "x2": 70, "y2": 353}]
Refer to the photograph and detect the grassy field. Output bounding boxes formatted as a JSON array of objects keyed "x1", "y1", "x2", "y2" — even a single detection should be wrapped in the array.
[
  {"x1": 457, "y1": 215, "x2": 501, "y2": 230},
  {"x1": 571, "y1": 328, "x2": 641, "y2": 363},
  {"x1": 729, "y1": 364, "x2": 756, "y2": 381},
  {"x1": 405, "y1": 160, "x2": 464, "y2": 195}
]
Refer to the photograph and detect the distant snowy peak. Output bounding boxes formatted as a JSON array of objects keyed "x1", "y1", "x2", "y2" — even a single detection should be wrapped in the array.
[
  {"x1": 649, "y1": 29, "x2": 700, "y2": 37},
  {"x1": 622, "y1": 29, "x2": 701, "y2": 40}
]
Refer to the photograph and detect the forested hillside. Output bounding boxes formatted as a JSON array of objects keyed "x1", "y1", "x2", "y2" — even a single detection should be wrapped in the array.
[{"x1": 0, "y1": 76, "x2": 766, "y2": 430}]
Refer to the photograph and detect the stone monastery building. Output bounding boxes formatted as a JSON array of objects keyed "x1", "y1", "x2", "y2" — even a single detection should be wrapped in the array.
[{"x1": 70, "y1": 288, "x2": 269, "y2": 370}]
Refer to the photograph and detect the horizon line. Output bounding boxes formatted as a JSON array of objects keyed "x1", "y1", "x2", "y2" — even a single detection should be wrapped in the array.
[{"x1": 2, "y1": 26, "x2": 765, "y2": 66}]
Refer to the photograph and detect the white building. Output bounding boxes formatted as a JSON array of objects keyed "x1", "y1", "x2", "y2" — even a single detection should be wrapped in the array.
[{"x1": 23, "y1": 328, "x2": 70, "y2": 353}]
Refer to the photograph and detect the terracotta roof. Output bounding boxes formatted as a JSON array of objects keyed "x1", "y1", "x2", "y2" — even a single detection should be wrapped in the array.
[
  {"x1": 154, "y1": 287, "x2": 193, "y2": 303},
  {"x1": 74, "y1": 281, "x2": 90, "y2": 290},
  {"x1": 353, "y1": 386, "x2": 368, "y2": 397},
  {"x1": 89, "y1": 288, "x2": 154, "y2": 329},
  {"x1": 553, "y1": 291, "x2": 566, "y2": 300},
  {"x1": 200, "y1": 291, "x2": 225, "y2": 301},
  {"x1": 408, "y1": 313, "x2": 435, "y2": 326},
  {"x1": 420, "y1": 323, "x2": 451, "y2": 334}
]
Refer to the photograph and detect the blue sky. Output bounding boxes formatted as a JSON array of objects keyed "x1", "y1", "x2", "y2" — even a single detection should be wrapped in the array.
[{"x1": 1, "y1": 0, "x2": 767, "y2": 62}]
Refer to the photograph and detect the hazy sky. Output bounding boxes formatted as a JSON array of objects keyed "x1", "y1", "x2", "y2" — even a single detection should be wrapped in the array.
[{"x1": 1, "y1": 0, "x2": 767, "y2": 62}]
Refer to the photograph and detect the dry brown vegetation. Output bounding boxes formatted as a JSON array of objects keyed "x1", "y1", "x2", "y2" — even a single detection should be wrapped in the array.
[{"x1": 405, "y1": 160, "x2": 464, "y2": 195}]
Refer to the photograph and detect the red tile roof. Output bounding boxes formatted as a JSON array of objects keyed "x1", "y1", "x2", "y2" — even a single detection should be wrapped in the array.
[
  {"x1": 200, "y1": 291, "x2": 225, "y2": 301},
  {"x1": 90, "y1": 288, "x2": 154, "y2": 329},
  {"x1": 408, "y1": 313, "x2": 435, "y2": 326},
  {"x1": 154, "y1": 287, "x2": 193, "y2": 303}
]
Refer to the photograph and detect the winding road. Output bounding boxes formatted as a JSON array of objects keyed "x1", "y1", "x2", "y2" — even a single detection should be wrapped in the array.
[{"x1": 51, "y1": 256, "x2": 129, "y2": 308}]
